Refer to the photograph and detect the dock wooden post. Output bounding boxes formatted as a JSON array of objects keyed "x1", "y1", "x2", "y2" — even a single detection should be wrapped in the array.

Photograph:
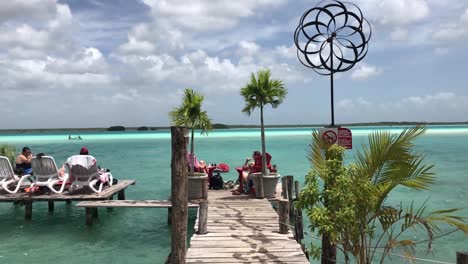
[
  {"x1": 285, "y1": 175, "x2": 294, "y2": 202},
  {"x1": 294, "y1": 180, "x2": 304, "y2": 243},
  {"x1": 48, "y1": 201, "x2": 54, "y2": 213},
  {"x1": 457, "y1": 252, "x2": 468, "y2": 264},
  {"x1": 92, "y1": 208, "x2": 99, "y2": 219},
  {"x1": 170, "y1": 126, "x2": 188, "y2": 264},
  {"x1": 86, "y1": 208, "x2": 93, "y2": 226},
  {"x1": 197, "y1": 199, "x2": 208, "y2": 234},
  {"x1": 24, "y1": 201, "x2": 33, "y2": 220},
  {"x1": 279, "y1": 199, "x2": 290, "y2": 234},
  {"x1": 255, "y1": 173, "x2": 264, "y2": 199},
  {"x1": 167, "y1": 208, "x2": 172, "y2": 225},
  {"x1": 107, "y1": 195, "x2": 114, "y2": 212},
  {"x1": 294, "y1": 180, "x2": 301, "y2": 200},
  {"x1": 118, "y1": 190, "x2": 126, "y2": 200},
  {"x1": 281, "y1": 176, "x2": 288, "y2": 200},
  {"x1": 202, "y1": 178, "x2": 208, "y2": 199}
]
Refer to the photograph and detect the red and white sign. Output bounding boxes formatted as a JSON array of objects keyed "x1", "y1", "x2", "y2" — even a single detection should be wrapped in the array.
[
  {"x1": 322, "y1": 129, "x2": 338, "y2": 144},
  {"x1": 319, "y1": 127, "x2": 352, "y2": 149},
  {"x1": 337, "y1": 127, "x2": 352, "y2": 149}
]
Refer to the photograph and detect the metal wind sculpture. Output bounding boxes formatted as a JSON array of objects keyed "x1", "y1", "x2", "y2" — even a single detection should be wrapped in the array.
[{"x1": 294, "y1": 0, "x2": 371, "y2": 126}]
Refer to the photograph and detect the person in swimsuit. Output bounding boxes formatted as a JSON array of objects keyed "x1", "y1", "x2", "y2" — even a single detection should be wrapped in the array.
[{"x1": 15, "y1": 147, "x2": 33, "y2": 175}]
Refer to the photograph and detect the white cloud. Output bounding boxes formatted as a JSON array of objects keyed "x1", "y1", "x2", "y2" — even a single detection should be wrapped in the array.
[
  {"x1": 461, "y1": 8, "x2": 468, "y2": 23},
  {"x1": 275, "y1": 44, "x2": 297, "y2": 59},
  {"x1": 350, "y1": 64, "x2": 382, "y2": 80},
  {"x1": 0, "y1": 0, "x2": 60, "y2": 23},
  {"x1": 237, "y1": 41, "x2": 260, "y2": 56},
  {"x1": 356, "y1": 0, "x2": 430, "y2": 26},
  {"x1": 118, "y1": 36, "x2": 155, "y2": 55},
  {"x1": 390, "y1": 27, "x2": 408, "y2": 41},
  {"x1": 142, "y1": 0, "x2": 286, "y2": 31},
  {"x1": 45, "y1": 48, "x2": 108, "y2": 74},
  {"x1": 432, "y1": 24, "x2": 465, "y2": 41}
]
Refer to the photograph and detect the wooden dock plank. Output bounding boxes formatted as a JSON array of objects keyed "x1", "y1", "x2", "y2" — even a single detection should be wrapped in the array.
[
  {"x1": 187, "y1": 188, "x2": 309, "y2": 263},
  {"x1": 76, "y1": 199, "x2": 199, "y2": 208}
]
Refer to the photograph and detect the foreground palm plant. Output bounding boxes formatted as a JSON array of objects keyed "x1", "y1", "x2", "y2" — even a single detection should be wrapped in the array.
[
  {"x1": 0, "y1": 144, "x2": 16, "y2": 166},
  {"x1": 297, "y1": 126, "x2": 468, "y2": 263},
  {"x1": 169, "y1": 88, "x2": 212, "y2": 175}
]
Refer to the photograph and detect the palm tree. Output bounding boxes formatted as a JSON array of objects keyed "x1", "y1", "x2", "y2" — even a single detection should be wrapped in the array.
[
  {"x1": 240, "y1": 69, "x2": 287, "y2": 176},
  {"x1": 169, "y1": 88, "x2": 212, "y2": 175}
]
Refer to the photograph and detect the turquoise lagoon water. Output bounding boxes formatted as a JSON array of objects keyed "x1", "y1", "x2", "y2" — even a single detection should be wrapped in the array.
[{"x1": 0, "y1": 125, "x2": 467, "y2": 263}]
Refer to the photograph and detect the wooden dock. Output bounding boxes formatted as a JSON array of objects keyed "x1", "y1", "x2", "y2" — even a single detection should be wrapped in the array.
[
  {"x1": 187, "y1": 188, "x2": 310, "y2": 264},
  {"x1": 0, "y1": 180, "x2": 135, "y2": 219}
]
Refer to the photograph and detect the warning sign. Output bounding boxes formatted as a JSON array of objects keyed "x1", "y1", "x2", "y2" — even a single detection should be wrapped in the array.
[
  {"x1": 318, "y1": 127, "x2": 352, "y2": 149},
  {"x1": 322, "y1": 130, "x2": 338, "y2": 144},
  {"x1": 338, "y1": 127, "x2": 352, "y2": 149}
]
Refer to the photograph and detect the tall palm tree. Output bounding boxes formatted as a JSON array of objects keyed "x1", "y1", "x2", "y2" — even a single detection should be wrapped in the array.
[
  {"x1": 169, "y1": 88, "x2": 212, "y2": 175},
  {"x1": 240, "y1": 69, "x2": 287, "y2": 176}
]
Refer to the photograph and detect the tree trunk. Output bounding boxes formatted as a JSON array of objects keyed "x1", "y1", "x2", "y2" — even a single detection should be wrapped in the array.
[
  {"x1": 260, "y1": 105, "x2": 267, "y2": 176},
  {"x1": 190, "y1": 127, "x2": 195, "y2": 175},
  {"x1": 321, "y1": 234, "x2": 336, "y2": 264}
]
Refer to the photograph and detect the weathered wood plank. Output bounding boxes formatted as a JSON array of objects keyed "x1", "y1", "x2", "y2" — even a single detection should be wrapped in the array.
[
  {"x1": 76, "y1": 200, "x2": 199, "y2": 208},
  {"x1": 187, "y1": 188, "x2": 310, "y2": 263},
  {"x1": 0, "y1": 180, "x2": 136, "y2": 201}
]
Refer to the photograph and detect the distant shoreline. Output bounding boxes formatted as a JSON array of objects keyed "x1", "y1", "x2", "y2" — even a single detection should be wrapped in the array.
[{"x1": 1, "y1": 121, "x2": 468, "y2": 134}]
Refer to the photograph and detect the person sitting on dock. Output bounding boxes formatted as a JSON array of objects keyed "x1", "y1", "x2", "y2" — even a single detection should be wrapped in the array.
[
  {"x1": 80, "y1": 147, "x2": 89, "y2": 155},
  {"x1": 232, "y1": 151, "x2": 273, "y2": 195},
  {"x1": 15, "y1": 147, "x2": 33, "y2": 175},
  {"x1": 198, "y1": 160, "x2": 209, "y2": 174}
]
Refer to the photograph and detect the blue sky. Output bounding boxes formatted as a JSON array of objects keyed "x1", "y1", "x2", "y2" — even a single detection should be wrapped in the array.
[{"x1": 1, "y1": 0, "x2": 467, "y2": 129}]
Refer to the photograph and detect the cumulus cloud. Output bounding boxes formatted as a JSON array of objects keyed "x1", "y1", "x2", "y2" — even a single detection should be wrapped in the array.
[
  {"x1": 0, "y1": 0, "x2": 60, "y2": 23},
  {"x1": 355, "y1": 0, "x2": 430, "y2": 26},
  {"x1": 141, "y1": 0, "x2": 286, "y2": 31},
  {"x1": 350, "y1": 64, "x2": 382, "y2": 80},
  {"x1": 432, "y1": 24, "x2": 465, "y2": 41}
]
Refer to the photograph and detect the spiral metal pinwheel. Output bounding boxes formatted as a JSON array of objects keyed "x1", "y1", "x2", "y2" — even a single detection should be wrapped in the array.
[{"x1": 294, "y1": 0, "x2": 371, "y2": 126}]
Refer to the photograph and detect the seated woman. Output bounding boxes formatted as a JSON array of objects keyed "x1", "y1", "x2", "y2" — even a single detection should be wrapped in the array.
[
  {"x1": 186, "y1": 152, "x2": 210, "y2": 174},
  {"x1": 232, "y1": 151, "x2": 273, "y2": 195},
  {"x1": 198, "y1": 160, "x2": 208, "y2": 174},
  {"x1": 251, "y1": 151, "x2": 272, "y2": 173},
  {"x1": 15, "y1": 147, "x2": 33, "y2": 175}
]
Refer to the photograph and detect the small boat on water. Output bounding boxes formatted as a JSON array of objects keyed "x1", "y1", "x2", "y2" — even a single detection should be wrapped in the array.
[{"x1": 68, "y1": 135, "x2": 83, "y2": 140}]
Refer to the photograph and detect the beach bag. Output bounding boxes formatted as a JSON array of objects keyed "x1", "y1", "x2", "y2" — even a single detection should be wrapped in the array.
[{"x1": 210, "y1": 174, "x2": 224, "y2": 190}]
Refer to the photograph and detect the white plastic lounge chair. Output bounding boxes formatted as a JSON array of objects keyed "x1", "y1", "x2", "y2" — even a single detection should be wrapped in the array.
[
  {"x1": 0, "y1": 156, "x2": 32, "y2": 194},
  {"x1": 66, "y1": 155, "x2": 110, "y2": 193},
  {"x1": 30, "y1": 156, "x2": 70, "y2": 194}
]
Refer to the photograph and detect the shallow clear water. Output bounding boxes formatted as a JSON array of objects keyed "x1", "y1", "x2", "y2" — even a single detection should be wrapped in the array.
[{"x1": 0, "y1": 125, "x2": 467, "y2": 263}]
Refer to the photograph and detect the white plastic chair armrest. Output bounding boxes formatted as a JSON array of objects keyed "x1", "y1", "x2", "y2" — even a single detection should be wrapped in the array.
[
  {"x1": 89, "y1": 179, "x2": 103, "y2": 193},
  {"x1": 108, "y1": 173, "x2": 113, "y2": 186},
  {"x1": 48, "y1": 174, "x2": 70, "y2": 194},
  {"x1": 2, "y1": 179, "x2": 18, "y2": 194}
]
